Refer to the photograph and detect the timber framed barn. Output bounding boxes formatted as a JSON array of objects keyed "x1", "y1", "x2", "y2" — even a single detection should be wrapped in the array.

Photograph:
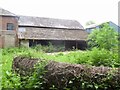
[{"x1": 0, "y1": 8, "x2": 88, "y2": 50}]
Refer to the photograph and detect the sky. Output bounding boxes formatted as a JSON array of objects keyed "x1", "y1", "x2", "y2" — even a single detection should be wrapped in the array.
[{"x1": 0, "y1": 0, "x2": 119, "y2": 27}]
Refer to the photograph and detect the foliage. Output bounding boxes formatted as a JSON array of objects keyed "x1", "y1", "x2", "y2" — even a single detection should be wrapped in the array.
[
  {"x1": 53, "y1": 48, "x2": 119, "y2": 67},
  {"x1": 2, "y1": 71, "x2": 21, "y2": 88},
  {"x1": 88, "y1": 23, "x2": 118, "y2": 50},
  {"x1": 20, "y1": 60, "x2": 48, "y2": 89},
  {"x1": 1, "y1": 46, "x2": 119, "y2": 89},
  {"x1": 86, "y1": 20, "x2": 96, "y2": 26},
  {"x1": 1, "y1": 47, "x2": 45, "y2": 89},
  {"x1": 1, "y1": 22, "x2": 119, "y2": 89},
  {"x1": 0, "y1": 49, "x2": 2, "y2": 90},
  {"x1": 64, "y1": 70, "x2": 120, "y2": 90},
  {"x1": 32, "y1": 43, "x2": 65, "y2": 53}
]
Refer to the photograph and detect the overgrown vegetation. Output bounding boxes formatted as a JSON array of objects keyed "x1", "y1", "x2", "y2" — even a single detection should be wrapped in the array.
[
  {"x1": 88, "y1": 23, "x2": 118, "y2": 51},
  {"x1": 1, "y1": 46, "x2": 119, "y2": 89},
  {"x1": 1, "y1": 24, "x2": 119, "y2": 89},
  {"x1": 32, "y1": 43, "x2": 65, "y2": 53}
]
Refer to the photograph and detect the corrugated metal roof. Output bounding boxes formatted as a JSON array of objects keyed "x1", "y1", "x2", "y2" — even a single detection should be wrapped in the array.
[
  {"x1": 18, "y1": 16, "x2": 84, "y2": 29},
  {"x1": 0, "y1": 8, "x2": 16, "y2": 16},
  {"x1": 18, "y1": 27, "x2": 88, "y2": 40}
]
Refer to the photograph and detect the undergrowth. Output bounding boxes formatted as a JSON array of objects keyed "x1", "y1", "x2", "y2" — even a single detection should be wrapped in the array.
[{"x1": 1, "y1": 46, "x2": 119, "y2": 89}]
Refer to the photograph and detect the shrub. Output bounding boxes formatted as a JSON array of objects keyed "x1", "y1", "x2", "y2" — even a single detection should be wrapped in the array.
[
  {"x1": 88, "y1": 23, "x2": 118, "y2": 51},
  {"x1": 76, "y1": 48, "x2": 119, "y2": 67}
]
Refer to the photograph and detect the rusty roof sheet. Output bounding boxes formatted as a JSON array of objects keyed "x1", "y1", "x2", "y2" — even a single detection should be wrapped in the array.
[
  {"x1": 18, "y1": 16, "x2": 84, "y2": 29},
  {"x1": 0, "y1": 8, "x2": 16, "y2": 16}
]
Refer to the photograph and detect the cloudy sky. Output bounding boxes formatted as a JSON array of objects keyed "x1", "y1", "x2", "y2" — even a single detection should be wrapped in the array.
[{"x1": 0, "y1": 0, "x2": 119, "y2": 27}]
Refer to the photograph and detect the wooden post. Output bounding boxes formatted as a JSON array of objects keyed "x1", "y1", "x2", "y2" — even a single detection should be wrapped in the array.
[
  {"x1": 76, "y1": 40, "x2": 77, "y2": 49},
  {"x1": 64, "y1": 40, "x2": 66, "y2": 51}
]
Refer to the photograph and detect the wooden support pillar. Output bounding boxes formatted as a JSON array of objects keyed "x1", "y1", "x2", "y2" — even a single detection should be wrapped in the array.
[
  {"x1": 75, "y1": 40, "x2": 77, "y2": 49},
  {"x1": 64, "y1": 40, "x2": 66, "y2": 51}
]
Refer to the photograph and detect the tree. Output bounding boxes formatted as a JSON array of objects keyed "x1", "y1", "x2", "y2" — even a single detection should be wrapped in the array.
[
  {"x1": 86, "y1": 20, "x2": 96, "y2": 26},
  {"x1": 87, "y1": 23, "x2": 118, "y2": 50}
]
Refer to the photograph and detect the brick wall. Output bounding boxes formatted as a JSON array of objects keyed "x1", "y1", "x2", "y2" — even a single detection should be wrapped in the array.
[
  {"x1": 0, "y1": 16, "x2": 2, "y2": 48},
  {"x1": 0, "y1": 16, "x2": 18, "y2": 48},
  {"x1": 0, "y1": 36, "x2": 4, "y2": 48},
  {"x1": 1, "y1": 16, "x2": 18, "y2": 30},
  {"x1": 0, "y1": 17, "x2": 2, "y2": 30}
]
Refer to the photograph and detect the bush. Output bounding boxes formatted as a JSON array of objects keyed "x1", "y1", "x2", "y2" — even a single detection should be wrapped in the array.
[
  {"x1": 76, "y1": 48, "x2": 119, "y2": 67},
  {"x1": 88, "y1": 23, "x2": 118, "y2": 51}
]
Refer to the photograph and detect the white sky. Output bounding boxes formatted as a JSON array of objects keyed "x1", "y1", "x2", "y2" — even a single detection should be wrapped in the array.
[{"x1": 0, "y1": 0, "x2": 119, "y2": 27}]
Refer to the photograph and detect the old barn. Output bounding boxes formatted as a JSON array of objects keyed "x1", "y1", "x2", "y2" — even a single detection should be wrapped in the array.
[
  {"x1": 0, "y1": 8, "x2": 88, "y2": 50},
  {"x1": 18, "y1": 16, "x2": 88, "y2": 50}
]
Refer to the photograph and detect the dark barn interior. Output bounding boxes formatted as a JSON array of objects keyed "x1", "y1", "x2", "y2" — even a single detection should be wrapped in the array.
[
  {"x1": 29, "y1": 40, "x2": 87, "y2": 50},
  {"x1": 65, "y1": 40, "x2": 87, "y2": 50}
]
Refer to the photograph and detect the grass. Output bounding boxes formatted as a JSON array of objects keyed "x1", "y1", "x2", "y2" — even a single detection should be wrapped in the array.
[
  {"x1": 0, "y1": 49, "x2": 2, "y2": 90},
  {"x1": 1, "y1": 46, "x2": 119, "y2": 88}
]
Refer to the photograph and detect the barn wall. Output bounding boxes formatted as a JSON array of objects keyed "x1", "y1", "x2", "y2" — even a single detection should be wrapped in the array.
[
  {"x1": 0, "y1": 16, "x2": 2, "y2": 30},
  {"x1": 0, "y1": 31, "x2": 18, "y2": 48},
  {"x1": 0, "y1": 16, "x2": 18, "y2": 48},
  {"x1": 0, "y1": 16, "x2": 3, "y2": 48},
  {"x1": 4, "y1": 34, "x2": 16, "y2": 48},
  {"x1": 1, "y1": 16, "x2": 18, "y2": 30}
]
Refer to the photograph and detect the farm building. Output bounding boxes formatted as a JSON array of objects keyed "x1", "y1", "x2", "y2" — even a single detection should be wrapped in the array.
[
  {"x1": 0, "y1": 8, "x2": 18, "y2": 48},
  {"x1": 0, "y1": 8, "x2": 88, "y2": 50},
  {"x1": 18, "y1": 16, "x2": 88, "y2": 50},
  {"x1": 85, "y1": 21, "x2": 120, "y2": 34}
]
